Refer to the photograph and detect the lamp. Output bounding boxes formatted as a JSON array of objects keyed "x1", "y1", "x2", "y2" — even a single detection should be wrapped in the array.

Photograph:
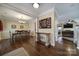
[{"x1": 33, "y1": 3, "x2": 39, "y2": 8}]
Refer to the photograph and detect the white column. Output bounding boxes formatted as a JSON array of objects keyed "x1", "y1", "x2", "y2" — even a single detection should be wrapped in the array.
[
  {"x1": 50, "y1": 33, "x2": 55, "y2": 47},
  {"x1": 76, "y1": 27, "x2": 79, "y2": 49},
  {"x1": 0, "y1": 31, "x2": 2, "y2": 40},
  {"x1": 35, "y1": 18, "x2": 38, "y2": 42},
  {"x1": 73, "y1": 23, "x2": 77, "y2": 43},
  {"x1": 0, "y1": 32, "x2": 1, "y2": 40}
]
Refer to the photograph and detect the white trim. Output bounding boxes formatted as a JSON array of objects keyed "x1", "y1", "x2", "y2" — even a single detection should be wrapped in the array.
[
  {"x1": 50, "y1": 43, "x2": 55, "y2": 47},
  {"x1": 77, "y1": 47, "x2": 79, "y2": 49},
  {"x1": 0, "y1": 4, "x2": 35, "y2": 18}
]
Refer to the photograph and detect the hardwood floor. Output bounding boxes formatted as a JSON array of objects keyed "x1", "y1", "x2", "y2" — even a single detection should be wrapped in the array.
[{"x1": 0, "y1": 37, "x2": 79, "y2": 56}]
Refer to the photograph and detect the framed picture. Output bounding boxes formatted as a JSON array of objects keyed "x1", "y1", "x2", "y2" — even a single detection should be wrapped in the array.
[
  {"x1": 39, "y1": 17, "x2": 51, "y2": 29},
  {"x1": 20, "y1": 25, "x2": 24, "y2": 29},
  {"x1": 11, "y1": 25, "x2": 16, "y2": 29}
]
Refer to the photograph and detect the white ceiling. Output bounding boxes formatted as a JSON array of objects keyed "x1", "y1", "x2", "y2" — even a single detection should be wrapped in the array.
[
  {"x1": 0, "y1": 3, "x2": 79, "y2": 22},
  {"x1": 2, "y1": 3, "x2": 55, "y2": 17},
  {"x1": 55, "y1": 3, "x2": 79, "y2": 19}
]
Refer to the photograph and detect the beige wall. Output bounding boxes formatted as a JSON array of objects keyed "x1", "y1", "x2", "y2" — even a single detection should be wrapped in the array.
[
  {"x1": 37, "y1": 8, "x2": 55, "y2": 46},
  {"x1": 0, "y1": 19, "x2": 6, "y2": 40},
  {"x1": 28, "y1": 20, "x2": 36, "y2": 36},
  {"x1": 38, "y1": 9, "x2": 54, "y2": 33},
  {"x1": 0, "y1": 19, "x2": 29, "y2": 40}
]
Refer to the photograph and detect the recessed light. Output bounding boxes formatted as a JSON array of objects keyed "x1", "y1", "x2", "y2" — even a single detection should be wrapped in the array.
[{"x1": 33, "y1": 3, "x2": 39, "y2": 8}]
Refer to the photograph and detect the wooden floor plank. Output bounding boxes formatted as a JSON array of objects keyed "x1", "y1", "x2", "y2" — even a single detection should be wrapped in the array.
[{"x1": 0, "y1": 37, "x2": 79, "y2": 56}]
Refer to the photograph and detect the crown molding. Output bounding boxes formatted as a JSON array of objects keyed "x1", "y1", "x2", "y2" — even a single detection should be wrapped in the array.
[{"x1": 0, "y1": 4, "x2": 36, "y2": 18}]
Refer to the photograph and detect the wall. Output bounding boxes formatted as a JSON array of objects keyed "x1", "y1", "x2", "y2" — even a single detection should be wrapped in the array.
[
  {"x1": 0, "y1": 19, "x2": 6, "y2": 40},
  {"x1": 28, "y1": 20, "x2": 36, "y2": 36},
  {"x1": 37, "y1": 8, "x2": 55, "y2": 46},
  {"x1": 0, "y1": 19, "x2": 29, "y2": 40}
]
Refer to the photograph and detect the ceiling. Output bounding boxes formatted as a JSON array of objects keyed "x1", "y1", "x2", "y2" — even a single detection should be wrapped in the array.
[
  {"x1": 55, "y1": 3, "x2": 79, "y2": 21},
  {"x1": 0, "y1": 3, "x2": 79, "y2": 22}
]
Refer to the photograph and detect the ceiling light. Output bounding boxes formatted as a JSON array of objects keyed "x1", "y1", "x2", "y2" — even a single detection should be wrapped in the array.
[
  {"x1": 17, "y1": 14, "x2": 32, "y2": 20},
  {"x1": 18, "y1": 21, "x2": 25, "y2": 23},
  {"x1": 33, "y1": 3, "x2": 39, "y2": 8}
]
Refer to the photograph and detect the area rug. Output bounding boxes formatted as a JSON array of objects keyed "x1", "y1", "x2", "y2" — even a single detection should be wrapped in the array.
[{"x1": 3, "y1": 47, "x2": 29, "y2": 56}]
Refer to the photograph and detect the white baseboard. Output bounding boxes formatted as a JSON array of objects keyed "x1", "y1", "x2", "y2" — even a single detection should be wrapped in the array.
[
  {"x1": 45, "y1": 43, "x2": 49, "y2": 46},
  {"x1": 0, "y1": 38, "x2": 10, "y2": 40},
  {"x1": 50, "y1": 43, "x2": 55, "y2": 47},
  {"x1": 77, "y1": 47, "x2": 79, "y2": 49}
]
